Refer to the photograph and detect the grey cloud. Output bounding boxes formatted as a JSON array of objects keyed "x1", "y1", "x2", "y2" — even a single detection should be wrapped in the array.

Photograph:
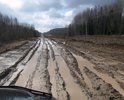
[
  {"x1": 47, "y1": 8, "x2": 64, "y2": 18},
  {"x1": 20, "y1": 0, "x2": 116, "y2": 14},
  {"x1": 21, "y1": 0, "x2": 63, "y2": 12},
  {"x1": 64, "y1": 0, "x2": 116, "y2": 8}
]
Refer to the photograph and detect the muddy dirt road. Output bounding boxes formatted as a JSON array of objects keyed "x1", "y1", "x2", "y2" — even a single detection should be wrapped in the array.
[{"x1": 0, "y1": 37, "x2": 124, "y2": 100}]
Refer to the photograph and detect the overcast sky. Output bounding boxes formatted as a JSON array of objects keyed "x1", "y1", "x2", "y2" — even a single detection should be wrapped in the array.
[{"x1": 0, "y1": 0, "x2": 115, "y2": 32}]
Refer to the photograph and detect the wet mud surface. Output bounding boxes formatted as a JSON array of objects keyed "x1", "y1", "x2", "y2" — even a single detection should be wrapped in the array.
[{"x1": 0, "y1": 37, "x2": 124, "y2": 100}]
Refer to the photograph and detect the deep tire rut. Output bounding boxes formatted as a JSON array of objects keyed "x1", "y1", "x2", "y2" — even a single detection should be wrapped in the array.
[
  {"x1": 0, "y1": 40, "x2": 39, "y2": 85},
  {"x1": 53, "y1": 39, "x2": 124, "y2": 100},
  {"x1": 47, "y1": 40, "x2": 70, "y2": 100}
]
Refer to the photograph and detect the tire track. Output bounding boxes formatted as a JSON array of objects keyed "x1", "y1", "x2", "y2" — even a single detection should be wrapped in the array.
[
  {"x1": 55, "y1": 62, "x2": 70, "y2": 100},
  {"x1": 31, "y1": 39, "x2": 51, "y2": 93},
  {"x1": 84, "y1": 67, "x2": 124, "y2": 100},
  {"x1": 67, "y1": 44, "x2": 124, "y2": 97},
  {"x1": 46, "y1": 39, "x2": 55, "y2": 61},
  {"x1": 0, "y1": 40, "x2": 39, "y2": 86},
  {"x1": 22, "y1": 39, "x2": 41, "y2": 65},
  {"x1": 9, "y1": 70, "x2": 23, "y2": 85},
  {"x1": 47, "y1": 39, "x2": 86, "y2": 100},
  {"x1": 47, "y1": 40, "x2": 70, "y2": 100},
  {"x1": 72, "y1": 53, "x2": 124, "y2": 99},
  {"x1": 15, "y1": 39, "x2": 43, "y2": 87},
  {"x1": 60, "y1": 47, "x2": 91, "y2": 99},
  {"x1": 53, "y1": 39, "x2": 124, "y2": 99},
  {"x1": 3, "y1": 39, "x2": 41, "y2": 86},
  {"x1": 25, "y1": 40, "x2": 43, "y2": 89}
]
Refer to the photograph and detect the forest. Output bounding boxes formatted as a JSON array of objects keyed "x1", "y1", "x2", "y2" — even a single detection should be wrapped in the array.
[
  {"x1": 46, "y1": 0, "x2": 124, "y2": 36},
  {"x1": 68, "y1": 0, "x2": 124, "y2": 36},
  {"x1": 0, "y1": 13, "x2": 40, "y2": 43}
]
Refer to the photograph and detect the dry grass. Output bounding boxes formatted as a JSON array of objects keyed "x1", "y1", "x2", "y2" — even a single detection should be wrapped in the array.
[{"x1": 69, "y1": 35, "x2": 124, "y2": 45}]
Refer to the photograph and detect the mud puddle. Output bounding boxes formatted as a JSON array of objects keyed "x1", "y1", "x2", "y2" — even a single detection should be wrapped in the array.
[
  {"x1": 32, "y1": 41, "x2": 51, "y2": 93},
  {"x1": 0, "y1": 41, "x2": 38, "y2": 85},
  {"x1": 56, "y1": 56, "x2": 86, "y2": 100},
  {"x1": 50, "y1": 41, "x2": 87, "y2": 100},
  {"x1": 15, "y1": 40, "x2": 43, "y2": 88},
  {"x1": 71, "y1": 49, "x2": 124, "y2": 97},
  {"x1": 48, "y1": 59, "x2": 57, "y2": 98}
]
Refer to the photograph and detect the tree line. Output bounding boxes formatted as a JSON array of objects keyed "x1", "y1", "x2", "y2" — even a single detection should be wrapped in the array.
[
  {"x1": 67, "y1": 0, "x2": 124, "y2": 36},
  {"x1": 0, "y1": 12, "x2": 40, "y2": 43}
]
